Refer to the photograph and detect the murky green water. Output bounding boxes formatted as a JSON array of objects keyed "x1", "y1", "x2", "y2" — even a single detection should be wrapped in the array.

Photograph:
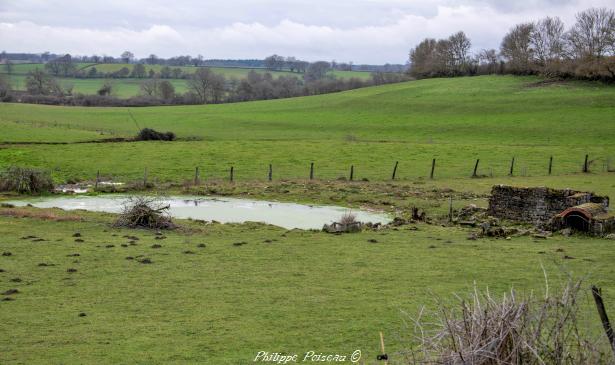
[{"x1": 6, "y1": 195, "x2": 391, "y2": 230}]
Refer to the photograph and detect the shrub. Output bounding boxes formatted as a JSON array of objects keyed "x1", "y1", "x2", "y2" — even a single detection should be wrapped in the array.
[
  {"x1": 339, "y1": 212, "x2": 357, "y2": 225},
  {"x1": 136, "y1": 128, "x2": 176, "y2": 141},
  {"x1": 404, "y1": 279, "x2": 611, "y2": 364},
  {"x1": 114, "y1": 196, "x2": 176, "y2": 229},
  {"x1": 0, "y1": 166, "x2": 54, "y2": 194}
]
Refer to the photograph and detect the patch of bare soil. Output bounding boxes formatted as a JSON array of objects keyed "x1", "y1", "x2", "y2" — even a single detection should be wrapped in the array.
[
  {"x1": 182, "y1": 179, "x2": 485, "y2": 213},
  {"x1": 524, "y1": 79, "x2": 570, "y2": 88},
  {"x1": 0, "y1": 207, "x2": 83, "y2": 222}
]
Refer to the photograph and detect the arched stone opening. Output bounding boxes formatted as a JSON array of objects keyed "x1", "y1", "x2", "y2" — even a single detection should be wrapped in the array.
[{"x1": 563, "y1": 211, "x2": 590, "y2": 232}]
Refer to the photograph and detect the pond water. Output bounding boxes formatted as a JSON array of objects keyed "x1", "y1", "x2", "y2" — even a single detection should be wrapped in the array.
[{"x1": 6, "y1": 195, "x2": 391, "y2": 230}]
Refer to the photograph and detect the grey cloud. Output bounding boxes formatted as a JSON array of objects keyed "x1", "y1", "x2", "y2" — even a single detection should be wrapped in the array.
[{"x1": 1, "y1": 0, "x2": 613, "y2": 64}]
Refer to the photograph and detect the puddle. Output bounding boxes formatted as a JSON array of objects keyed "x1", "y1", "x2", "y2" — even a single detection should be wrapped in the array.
[{"x1": 6, "y1": 195, "x2": 391, "y2": 230}]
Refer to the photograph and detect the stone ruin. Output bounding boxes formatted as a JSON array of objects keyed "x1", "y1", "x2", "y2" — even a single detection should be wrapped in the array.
[
  {"x1": 488, "y1": 185, "x2": 614, "y2": 236},
  {"x1": 322, "y1": 221, "x2": 363, "y2": 234}
]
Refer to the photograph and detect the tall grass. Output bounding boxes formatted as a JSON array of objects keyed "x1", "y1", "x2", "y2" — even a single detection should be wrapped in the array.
[
  {"x1": 404, "y1": 279, "x2": 613, "y2": 364},
  {"x1": 0, "y1": 166, "x2": 53, "y2": 194}
]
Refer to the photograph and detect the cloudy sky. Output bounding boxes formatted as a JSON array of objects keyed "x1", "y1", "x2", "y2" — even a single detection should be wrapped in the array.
[{"x1": 0, "y1": 0, "x2": 613, "y2": 64}]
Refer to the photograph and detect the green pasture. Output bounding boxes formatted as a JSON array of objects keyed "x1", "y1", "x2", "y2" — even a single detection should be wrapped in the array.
[
  {"x1": 81, "y1": 63, "x2": 295, "y2": 78},
  {"x1": 1, "y1": 74, "x2": 615, "y2": 364},
  {"x1": 0, "y1": 63, "x2": 372, "y2": 98},
  {"x1": 77, "y1": 63, "x2": 372, "y2": 80},
  {"x1": 0, "y1": 75, "x2": 613, "y2": 183},
  {"x1": 0, "y1": 63, "x2": 371, "y2": 98},
  {"x1": 5, "y1": 74, "x2": 189, "y2": 98},
  {"x1": 1, "y1": 208, "x2": 613, "y2": 364},
  {"x1": 1, "y1": 62, "x2": 95, "y2": 75}
]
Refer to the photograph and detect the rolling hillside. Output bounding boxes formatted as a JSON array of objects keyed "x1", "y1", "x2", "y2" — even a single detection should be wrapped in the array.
[
  {"x1": 0, "y1": 75, "x2": 614, "y2": 183},
  {"x1": 0, "y1": 62, "x2": 372, "y2": 98},
  {"x1": 2, "y1": 74, "x2": 615, "y2": 364}
]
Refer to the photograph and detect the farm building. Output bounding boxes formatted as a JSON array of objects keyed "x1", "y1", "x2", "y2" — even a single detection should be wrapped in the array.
[
  {"x1": 551, "y1": 203, "x2": 615, "y2": 236},
  {"x1": 488, "y1": 185, "x2": 614, "y2": 235}
]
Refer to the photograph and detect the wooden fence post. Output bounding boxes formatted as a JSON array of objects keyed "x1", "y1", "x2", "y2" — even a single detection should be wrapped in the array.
[
  {"x1": 143, "y1": 168, "x2": 148, "y2": 187},
  {"x1": 583, "y1": 154, "x2": 589, "y2": 173},
  {"x1": 391, "y1": 161, "x2": 398, "y2": 180},
  {"x1": 591, "y1": 285, "x2": 615, "y2": 357},
  {"x1": 472, "y1": 159, "x2": 480, "y2": 178},
  {"x1": 350, "y1": 165, "x2": 354, "y2": 181},
  {"x1": 95, "y1": 170, "x2": 100, "y2": 189},
  {"x1": 548, "y1": 156, "x2": 553, "y2": 175},
  {"x1": 310, "y1": 162, "x2": 314, "y2": 180},
  {"x1": 378, "y1": 332, "x2": 388, "y2": 365},
  {"x1": 194, "y1": 167, "x2": 200, "y2": 185},
  {"x1": 268, "y1": 164, "x2": 272, "y2": 181},
  {"x1": 230, "y1": 166, "x2": 234, "y2": 182},
  {"x1": 448, "y1": 196, "x2": 453, "y2": 223},
  {"x1": 509, "y1": 157, "x2": 515, "y2": 176},
  {"x1": 430, "y1": 159, "x2": 436, "y2": 179}
]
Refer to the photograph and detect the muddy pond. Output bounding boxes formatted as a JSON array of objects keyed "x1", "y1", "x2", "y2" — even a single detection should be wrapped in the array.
[{"x1": 6, "y1": 195, "x2": 391, "y2": 230}]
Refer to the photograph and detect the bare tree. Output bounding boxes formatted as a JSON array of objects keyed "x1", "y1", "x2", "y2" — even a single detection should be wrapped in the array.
[
  {"x1": 435, "y1": 39, "x2": 454, "y2": 75},
  {"x1": 567, "y1": 8, "x2": 615, "y2": 59},
  {"x1": 187, "y1": 68, "x2": 226, "y2": 104},
  {"x1": 44, "y1": 54, "x2": 76, "y2": 76},
  {"x1": 158, "y1": 80, "x2": 175, "y2": 100},
  {"x1": 25, "y1": 69, "x2": 63, "y2": 95},
  {"x1": 131, "y1": 63, "x2": 146, "y2": 78},
  {"x1": 409, "y1": 38, "x2": 438, "y2": 78},
  {"x1": 139, "y1": 79, "x2": 160, "y2": 97},
  {"x1": 140, "y1": 79, "x2": 175, "y2": 100},
  {"x1": 305, "y1": 61, "x2": 331, "y2": 81},
  {"x1": 409, "y1": 32, "x2": 472, "y2": 77},
  {"x1": 285, "y1": 56, "x2": 298, "y2": 72},
  {"x1": 120, "y1": 51, "x2": 134, "y2": 63},
  {"x1": 193, "y1": 54, "x2": 204, "y2": 67},
  {"x1": 479, "y1": 49, "x2": 499, "y2": 74},
  {"x1": 0, "y1": 73, "x2": 11, "y2": 98},
  {"x1": 531, "y1": 17, "x2": 566, "y2": 67},
  {"x1": 500, "y1": 23, "x2": 535, "y2": 74},
  {"x1": 264, "y1": 55, "x2": 285, "y2": 71},
  {"x1": 448, "y1": 31, "x2": 472, "y2": 74},
  {"x1": 146, "y1": 54, "x2": 158, "y2": 65},
  {"x1": 295, "y1": 60, "x2": 309, "y2": 73}
]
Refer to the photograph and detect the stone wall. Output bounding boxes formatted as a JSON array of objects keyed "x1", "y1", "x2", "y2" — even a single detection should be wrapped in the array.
[
  {"x1": 488, "y1": 185, "x2": 606, "y2": 224},
  {"x1": 592, "y1": 217, "x2": 615, "y2": 235}
]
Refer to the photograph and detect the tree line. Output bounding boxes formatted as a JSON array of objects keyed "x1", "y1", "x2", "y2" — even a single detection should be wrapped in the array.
[
  {"x1": 0, "y1": 64, "x2": 408, "y2": 106},
  {"x1": 409, "y1": 7, "x2": 615, "y2": 81},
  {"x1": 32, "y1": 54, "x2": 359, "y2": 79}
]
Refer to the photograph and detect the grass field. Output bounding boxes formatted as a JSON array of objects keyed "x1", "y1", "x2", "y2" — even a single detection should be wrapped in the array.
[
  {"x1": 0, "y1": 76, "x2": 613, "y2": 183},
  {"x1": 0, "y1": 62, "x2": 372, "y2": 98},
  {"x1": 5, "y1": 74, "x2": 190, "y2": 98},
  {"x1": 1, "y1": 75, "x2": 615, "y2": 364},
  {"x1": 77, "y1": 63, "x2": 372, "y2": 80},
  {"x1": 1, "y1": 207, "x2": 614, "y2": 364},
  {"x1": 3, "y1": 62, "x2": 372, "y2": 80}
]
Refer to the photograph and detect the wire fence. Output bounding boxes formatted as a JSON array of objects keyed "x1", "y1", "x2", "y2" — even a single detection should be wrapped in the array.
[{"x1": 85, "y1": 154, "x2": 615, "y2": 185}]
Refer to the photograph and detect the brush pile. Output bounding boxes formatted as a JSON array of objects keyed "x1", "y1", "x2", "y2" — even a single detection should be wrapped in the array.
[{"x1": 114, "y1": 196, "x2": 176, "y2": 229}]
